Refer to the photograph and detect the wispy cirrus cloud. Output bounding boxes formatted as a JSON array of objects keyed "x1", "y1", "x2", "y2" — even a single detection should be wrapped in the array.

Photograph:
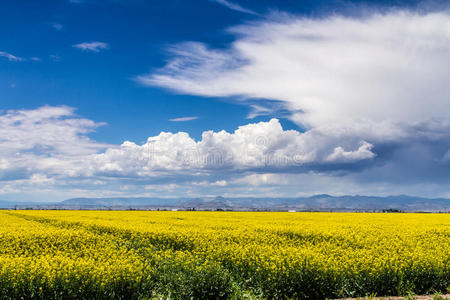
[
  {"x1": 50, "y1": 22, "x2": 63, "y2": 31},
  {"x1": 169, "y1": 116, "x2": 199, "y2": 122},
  {"x1": 73, "y1": 41, "x2": 109, "y2": 53},
  {"x1": 0, "y1": 51, "x2": 24, "y2": 61},
  {"x1": 49, "y1": 54, "x2": 61, "y2": 62},
  {"x1": 210, "y1": 0, "x2": 259, "y2": 15}
]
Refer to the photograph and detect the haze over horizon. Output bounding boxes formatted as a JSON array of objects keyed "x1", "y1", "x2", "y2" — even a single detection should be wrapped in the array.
[{"x1": 1, "y1": 0, "x2": 450, "y2": 202}]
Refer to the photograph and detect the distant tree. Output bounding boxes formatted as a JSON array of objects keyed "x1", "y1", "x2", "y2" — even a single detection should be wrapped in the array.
[{"x1": 382, "y1": 208, "x2": 404, "y2": 213}]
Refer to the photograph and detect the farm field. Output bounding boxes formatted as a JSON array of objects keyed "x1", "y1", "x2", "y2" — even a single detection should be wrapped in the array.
[{"x1": 0, "y1": 211, "x2": 448, "y2": 299}]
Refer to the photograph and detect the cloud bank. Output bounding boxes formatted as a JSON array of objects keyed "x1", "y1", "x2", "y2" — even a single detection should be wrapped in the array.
[
  {"x1": 2, "y1": 105, "x2": 450, "y2": 200},
  {"x1": 4, "y1": 9, "x2": 450, "y2": 200},
  {"x1": 0, "y1": 106, "x2": 374, "y2": 180},
  {"x1": 135, "y1": 9, "x2": 450, "y2": 194},
  {"x1": 93, "y1": 118, "x2": 376, "y2": 178}
]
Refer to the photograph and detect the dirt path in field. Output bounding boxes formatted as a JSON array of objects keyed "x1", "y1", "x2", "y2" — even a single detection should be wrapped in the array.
[{"x1": 336, "y1": 295, "x2": 450, "y2": 300}]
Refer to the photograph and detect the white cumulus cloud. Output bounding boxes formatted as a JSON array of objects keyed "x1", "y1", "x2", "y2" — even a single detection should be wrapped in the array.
[
  {"x1": 0, "y1": 106, "x2": 109, "y2": 181},
  {"x1": 1, "y1": 107, "x2": 374, "y2": 184},
  {"x1": 92, "y1": 118, "x2": 376, "y2": 178}
]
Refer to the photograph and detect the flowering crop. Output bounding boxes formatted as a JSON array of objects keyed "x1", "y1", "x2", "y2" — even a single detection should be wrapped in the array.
[{"x1": 0, "y1": 211, "x2": 448, "y2": 299}]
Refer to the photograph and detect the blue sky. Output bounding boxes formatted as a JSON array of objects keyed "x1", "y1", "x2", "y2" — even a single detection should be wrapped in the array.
[{"x1": 1, "y1": 0, "x2": 450, "y2": 201}]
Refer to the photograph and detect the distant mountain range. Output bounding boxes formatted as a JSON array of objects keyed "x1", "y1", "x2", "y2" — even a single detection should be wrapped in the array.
[{"x1": 1, "y1": 194, "x2": 449, "y2": 212}]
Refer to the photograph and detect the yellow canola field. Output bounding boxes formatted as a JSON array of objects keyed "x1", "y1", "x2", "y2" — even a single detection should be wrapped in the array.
[{"x1": 0, "y1": 211, "x2": 448, "y2": 299}]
